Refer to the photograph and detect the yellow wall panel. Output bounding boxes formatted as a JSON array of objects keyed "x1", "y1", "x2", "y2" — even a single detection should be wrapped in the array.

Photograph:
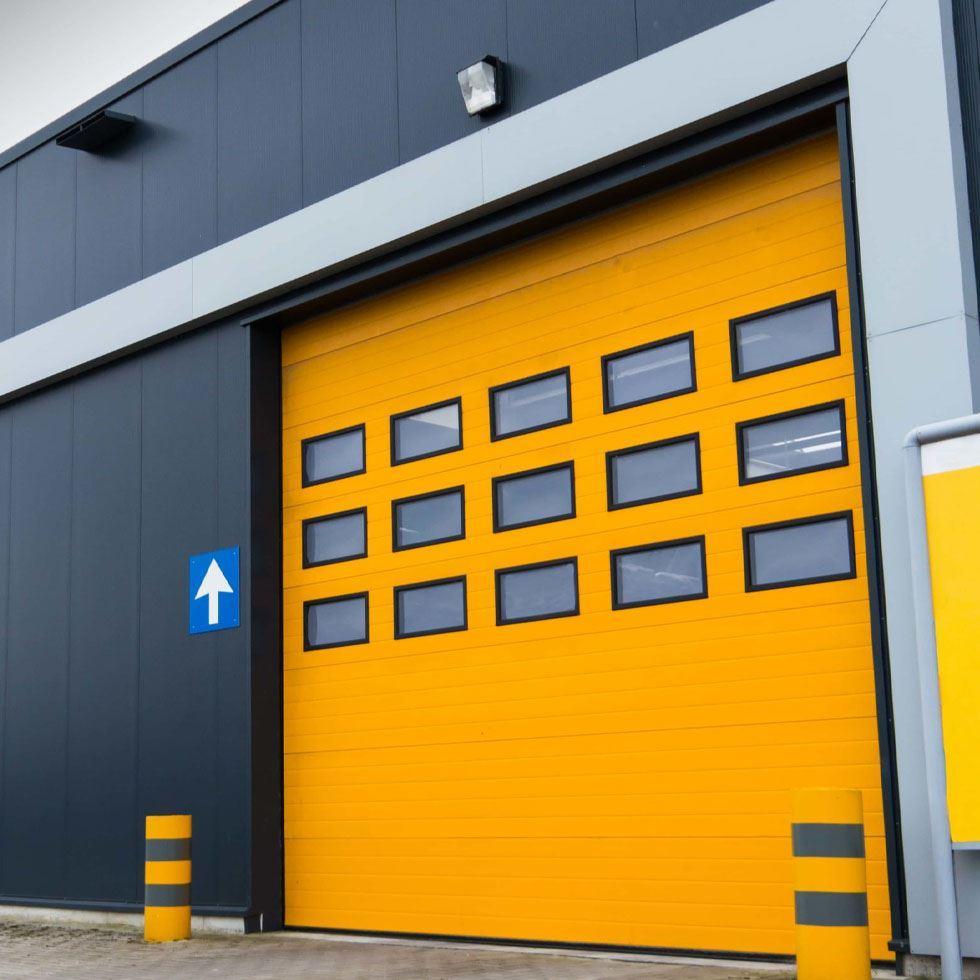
[{"x1": 281, "y1": 133, "x2": 890, "y2": 957}]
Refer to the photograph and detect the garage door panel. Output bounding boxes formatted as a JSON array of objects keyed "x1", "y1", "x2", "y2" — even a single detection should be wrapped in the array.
[{"x1": 281, "y1": 133, "x2": 890, "y2": 957}]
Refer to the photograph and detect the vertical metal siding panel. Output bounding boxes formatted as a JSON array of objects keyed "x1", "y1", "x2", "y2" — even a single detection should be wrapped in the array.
[
  {"x1": 395, "y1": 0, "x2": 507, "y2": 163},
  {"x1": 505, "y1": 0, "x2": 637, "y2": 114},
  {"x1": 142, "y1": 49, "x2": 219, "y2": 278},
  {"x1": 74, "y1": 92, "x2": 144, "y2": 309},
  {"x1": 0, "y1": 166, "x2": 14, "y2": 341},
  {"x1": 635, "y1": 0, "x2": 769, "y2": 57},
  {"x1": 0, "y1": 387, "x2": 73, "y2": 897},
  {"x1": 138, "y1": 330, "x2": 220, "y2": 906},
  {"x1": 65, "y1": 362, "x2": 141, "y2": 902},
  {"x1": 217, "y1": 0, "x2": 303, "y2": 244},
  {"x1": 301, "y1": 0, "x2": 399, "y2": 204},
  {"x1": 215, "y1": 323, "x2": 250, "y2": 908},
  {"x1": 13, "y1": 143, "x2": 75, "y2": 334},
  {"x1": 0, "y1": 411, "x2": 11, "y2": 891}
]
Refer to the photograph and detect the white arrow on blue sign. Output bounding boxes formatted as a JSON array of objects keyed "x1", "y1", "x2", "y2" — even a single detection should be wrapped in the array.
[{"x1": 188, "y1": 546, "x2": 240, "y2": 634}]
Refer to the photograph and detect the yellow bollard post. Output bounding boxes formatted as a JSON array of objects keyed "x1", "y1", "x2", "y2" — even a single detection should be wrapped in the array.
[
  {"x1": 144, "y1": 814, "x2": 192, "y2": 942},
  {"x1": 792, "y1": 789, "x2": 871, "y2": 980}
]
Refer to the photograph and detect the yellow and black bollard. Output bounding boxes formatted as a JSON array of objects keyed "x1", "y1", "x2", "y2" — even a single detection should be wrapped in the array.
[
  {"x1": 144, "y1": 814, "x2": 192, "y2": 942},
  {"x1": 792, "y1": 789, "x2": 870, "y2": 980}
]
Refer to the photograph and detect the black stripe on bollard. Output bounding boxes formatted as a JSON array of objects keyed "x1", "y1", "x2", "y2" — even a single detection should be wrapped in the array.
[
  {"x1": 791, "y1": 822, "x2": 865, "y2": 858},
  {"x1": 145, "y1": 838, "x2": 192, "y2": 861},
  {"x1": 145, "y1": 884, "x2": 191, "y2": 907},
  {"x1": 794, "y1": 890, "x2": 869, "y2": 927}
]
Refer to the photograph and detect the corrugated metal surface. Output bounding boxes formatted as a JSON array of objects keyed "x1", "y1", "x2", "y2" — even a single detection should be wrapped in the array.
[
  {"x1": 0, "y1": 325, "x2": 252, "y2": 909},
  {"x1": 280, "y1": 134, "x2": 891, "y2": 955},
  {"x1": 0, "y1": 0, "x2": 773, "y2": 336}
]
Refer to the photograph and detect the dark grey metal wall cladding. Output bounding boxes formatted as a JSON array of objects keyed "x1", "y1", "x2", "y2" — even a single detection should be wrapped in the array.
[
  {"x1": 0, "y1": 324, "x2": 253, "y2": 913},
  {"x1": 0, "y1": 0, "x2": 772, "y2": 340},
  {"x1": 953, "y1": 0, "x2": 980, "y2": 303}
]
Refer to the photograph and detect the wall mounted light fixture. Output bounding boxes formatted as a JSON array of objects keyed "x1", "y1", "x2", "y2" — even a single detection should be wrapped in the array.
[
  {"x1": 457, "y1": 56, "x2": 505, "y2": 116},
  {"x1": 56, "y1": 109, "x2": 136, "y2": 151}
]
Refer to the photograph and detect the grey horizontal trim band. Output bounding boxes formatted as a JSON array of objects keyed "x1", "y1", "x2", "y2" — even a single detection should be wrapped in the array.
[
  {"x1": 0, "y1": 0, "x2": 881, "y2": 405},
  {"x1": 145, "y1": 884, "x2": 191, "y2": 908},
  {"x1": 145, "y1": 839, "x2": 191, "y2": 862},
  {"x1": 794, "y1": 890, "x2": 868, "y2": 927},
  {"x1": 792, "y1": 823, "x2": 865, "y2": 858}
]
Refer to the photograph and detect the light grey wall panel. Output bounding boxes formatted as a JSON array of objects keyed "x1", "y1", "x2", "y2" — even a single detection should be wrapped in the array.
[{"x1": 142, "y1": 48, "x2": 219, "y2": 278}]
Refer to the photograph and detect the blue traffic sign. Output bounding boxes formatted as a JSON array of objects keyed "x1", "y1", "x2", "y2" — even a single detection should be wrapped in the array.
[{"x1": 188, "y1": 546, "x2": 240, "y2": 634}]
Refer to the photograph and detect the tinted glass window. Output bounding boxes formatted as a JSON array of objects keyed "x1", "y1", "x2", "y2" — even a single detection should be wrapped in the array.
[
  {"x1": 396, "y1": 578, "x2": 467, "y2": 637},
  {"x1": 495, "y1": 464, "x2": 574, "y2": 531},
  {"x1": 392, "y1": 400, "x2": 461, "y2": 463},
  {"x1": 608, "y1": 437, "x2": 700, "y2": 508},
  {"x1": 306, "y1": 594, "x2": 368, "y2": 649},
  {"x1": 740, "y1": 405, "x2": 845, "y2": 483},
  {"x1": 303, "y1": 426, "x2": 364, "y2": 485},
  {"x1": 604, "y1": 335, "x2": 694, "y2": 411},
  {"x1": 746, "y1": 514, "x2": 854, "y2": 589},
  {"x1": 393, "y1": 488, "x2": 464, "y2": 550},
  {"x1": 733, "y1": 295, "x2": 838, "y2": 377},
  {"x1": 491, "y1": 370, "x2": 570, "y2": 439},
  {"x1": 497, "y1": 560, "x2": 578, "y2": 624},
  {"x1": 304, "y1": 510, "x2": 366, "y2": 566},
  {"x1": 613, "y1": 540, "x2": 706, "y2": 607}
]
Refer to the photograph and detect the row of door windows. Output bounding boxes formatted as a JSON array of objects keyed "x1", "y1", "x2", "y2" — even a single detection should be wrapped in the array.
[
  {"x1": 300, "y1": 292, "x2": 841, "y2": 487},
  {"x1": 303, "y1": 510, "x2": 857, "y2": 650},
  {"x1": 303, "y1": 397, "x2": 847, "y2": 568}
]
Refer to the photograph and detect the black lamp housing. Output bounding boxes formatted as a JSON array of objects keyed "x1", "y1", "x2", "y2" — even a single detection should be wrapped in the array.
[
  {"x1": 56, "y1": 109, "x2": 136, "y2": 152},
  {"x1": 457, "y1": 55, "x2": 505, "y2": 117}
]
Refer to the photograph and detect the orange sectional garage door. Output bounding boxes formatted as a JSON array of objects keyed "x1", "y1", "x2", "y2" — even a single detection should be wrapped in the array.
[{"x1": 280, "y1": 131, "x2": 891, "y2": 957}]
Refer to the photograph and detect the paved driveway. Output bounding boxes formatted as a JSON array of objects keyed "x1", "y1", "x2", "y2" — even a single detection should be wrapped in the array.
[{"x1": 0, "y1": 922, "x2": 798, "y2": 979}]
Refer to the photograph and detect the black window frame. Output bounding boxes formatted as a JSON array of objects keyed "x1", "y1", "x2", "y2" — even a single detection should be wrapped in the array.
[
  {"x1": 729, "y1": 291, "x2": 841, "y2": 382},
  {"x1": 492, "y1": 460, "x2": 576, "y2": 533},
  {"x1": 610, "y1": 536, "x2": 708, "y2": 610},
  {"x1": 301, "y1": 506, "x2": 368, "y2": 569},
  {"x1": 303, "y1": 591, "x2": 370, "y2": 651},
  {"x1": 736, "y1": 399, "x2": 848, "y2": 486},
  {"x1": 495, "y1": 556, "x2": 580, "y2": 626},
  {"x1": 390, "y1": 485, "x2": 466, "y2": 552},
  {"x1": 389, "y1": 396, "x2": 463, "y2": 466},
  {"x1": 488, "y1": 367, "x2": 572, "y2": 442},
  {"x1": 301, "y1": 423, "x2": 366, "y2": 488},
  {"x1": 605, "y1": 432, "x2": 702, "y2": 511},
  {"x1": 742, "y1": 510, "x2": 856, "y2": 592},
  {"x1": 393, "y1": 575, "x2": 468, "y2": 640},
  {"x1": 601, "y1": 331, "x2": 697, "y2": 414}
]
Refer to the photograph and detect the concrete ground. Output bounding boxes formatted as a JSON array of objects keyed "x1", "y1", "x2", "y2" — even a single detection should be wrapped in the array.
[{"x1": 0, "y1": 921, "x2": 804, "y2": 979}]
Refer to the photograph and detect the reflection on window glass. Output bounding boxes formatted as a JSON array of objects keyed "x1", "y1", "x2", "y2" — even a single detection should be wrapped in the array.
[
  {"x1": 733, "y1": 295, "x2": 838, "y2": 378},
  {"x1": 604, "y1": 335, "x2": 694, "y2": 411},
  {"x1": 303, "y1": 426, "x2": 364, "y2": 485},
  {"x1": 392, "y1": 400, "x2": 461, "y2": 463},
  {"x1": 608, "y1": 437, "x2": 699, "y2": 508},
  {"x1": 613, "y1": 540, "x2": 706, "y2": 607},
  {"x1": 497, "y1": 559, "x2": 578, "y2": 624},
  {"x1": 740, "y1": 405, "x2": 845, "y2": 482},
  {"x1": 746, "y1": 514, "x2": 854, "y2": 590},
  {"x1": 393, "y1": 488, "x2": 464, "y2": 550},
  {"x1": 495, "y1": 464, "x2": 574, "y2": 530},
  {"x1": 491, "y1": 370, "x2": 570, "y2": 439},
  {"x1": 304, "y1": 510, "x2": 366, "y2": 566},
  {"x1": 305, "y1": 594, "x2": 368, "y2": 649},
  {"x1": 396, "y1": 578, "x2": 467, "y2": 637}
]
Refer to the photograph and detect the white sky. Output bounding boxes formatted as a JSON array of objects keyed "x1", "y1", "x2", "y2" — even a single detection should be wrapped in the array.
[{"x1": 0, "y1": 0, "x2": 251, "y2": 154}]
